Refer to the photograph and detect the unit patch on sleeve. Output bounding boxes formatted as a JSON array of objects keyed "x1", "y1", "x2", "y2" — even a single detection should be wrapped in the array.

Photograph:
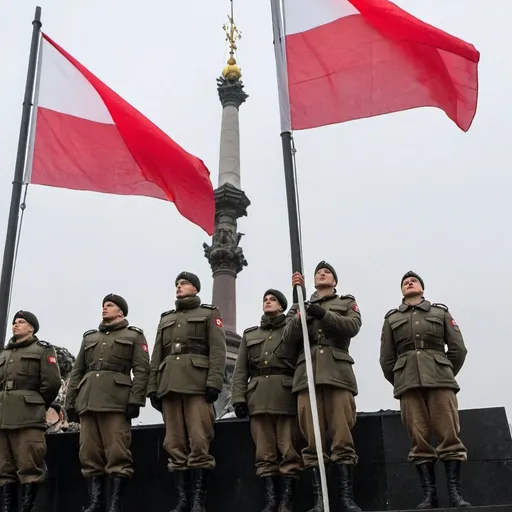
[
  {"x1": 215, "y1": 318, "x2": 223, "y2": 328},
  {"x1": 47, "y1": 355, "x2": 57, "y2": 364}
]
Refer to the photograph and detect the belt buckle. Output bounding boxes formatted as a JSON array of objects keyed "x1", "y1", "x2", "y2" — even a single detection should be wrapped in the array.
[
  {"x1": 415, "y1": 340, "x2": 425, "y2": 350},
  {"x1": 171, "y1": 342, "x2": 182, "y2": 355},
  {"x1": 260, "y1": 366, "x2": 271, "y2": 376}
]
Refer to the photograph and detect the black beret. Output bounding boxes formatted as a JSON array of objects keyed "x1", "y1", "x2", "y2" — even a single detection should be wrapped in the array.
[
  {"x1": 12, "y1": 310, "x2": 39, "y2": 334},
  {"x1": 315, "y1": 261, "x2": 338, "y2": 285},
  {"x1": 401, "y1": 271, "x2": 425, "y2": 290},
  {"x1": 103, "y1": 294, "x2": 128, "y2": 316},
  {"x1": 50, "y1": 402, "x2": 62, "y2": 414},
  {"x1": 175, "y1": 271, "x2": 201, "y2": 293},
  {"x1": 263, "y1": 289, "x2": 288, "y2": 311}
]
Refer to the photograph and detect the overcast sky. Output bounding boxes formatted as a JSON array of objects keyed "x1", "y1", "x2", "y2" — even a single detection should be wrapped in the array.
[{"x1": 1, "y1": 1, "x2": 510, "y2": 427}]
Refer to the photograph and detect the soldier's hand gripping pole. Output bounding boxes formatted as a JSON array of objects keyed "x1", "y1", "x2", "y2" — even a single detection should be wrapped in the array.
[{"x1": 296, "y1": 285, "x2": 330, "y2": 512}]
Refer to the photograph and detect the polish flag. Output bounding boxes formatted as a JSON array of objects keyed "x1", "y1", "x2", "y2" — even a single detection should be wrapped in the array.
[
  {"x1": 29, "y1": 34, "x2": 215, "y2": 234},
  {"x1": 273, "y1": 0, "x2": 480, "y2": 132}
]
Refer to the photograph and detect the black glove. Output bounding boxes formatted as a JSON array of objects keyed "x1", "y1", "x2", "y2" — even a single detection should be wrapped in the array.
[
  {"x1": 126, "y1": 404, "x2": 140, "y2": 420},
  {"x1": 234, "y1": 402, "x2": 249, "y2": 419},
  {"x1": 307, "y1": 303, "x2": 326, "y2": 320},
  {"x1": 149, "y1": 393, "x2": 163, "y2": 412},
  {"x1": 205, "y1": 387, "x2": 220, "y2": 404},
  {"x1": 66, "y1": 407, "x2": 78, "y2": 423}
]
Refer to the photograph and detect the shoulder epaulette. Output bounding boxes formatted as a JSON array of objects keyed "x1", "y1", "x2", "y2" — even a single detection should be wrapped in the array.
[
  {"x1": 201, "y1": 303, "x2": 217, "y2": 310},
  {"x1": 37, "y1": 340, "x2": 52, "y2": 348},
  {"x1": 128, "y1": 326, "x2": 144, "y2": 334},
  {"x1": 340, "y1": 294, "x2": 355, "y2": 300},
  {"x1": 160, "y1": 309, "x2": 175, "y2": 317},
  {"x1": 83, "y1": 329, "x2": 98, "y2": 337},
  {"x1": 432, "y1": 303, "x2": 449, "y2": 311},
  {"x1": 385, "y1": 308, "x2": 398, "y2": 319},
  {"x1": 243, "y1": 326, "x2": 259, "y2": 334}
]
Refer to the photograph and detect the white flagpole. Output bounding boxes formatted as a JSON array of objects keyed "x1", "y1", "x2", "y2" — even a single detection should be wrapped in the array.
[{"x1": 270, "y1": 1, "x2": 330, "y2": 509}]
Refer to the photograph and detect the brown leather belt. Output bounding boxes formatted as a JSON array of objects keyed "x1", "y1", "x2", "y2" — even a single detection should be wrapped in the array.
[
  {"x1": 251, "y1": 367, "x2": 295, "y2": 377},
  {"x1": 86, "y1": 361, "x2": 130, "y2": 374},
  {"x1": 0, "y1": 380, "x2": 40, "y2": 392},
  {"x1": 397, "y1": 340, "x2": 445, "y2": 356}
]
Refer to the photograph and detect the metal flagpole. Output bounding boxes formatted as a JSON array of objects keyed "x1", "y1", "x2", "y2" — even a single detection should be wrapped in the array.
[
  {"x1": 270, "y1": 0, "x2": 330, "y2": 509},
  {"x1": 0, "y1": 6, "x2": 43, "y2": 348}
]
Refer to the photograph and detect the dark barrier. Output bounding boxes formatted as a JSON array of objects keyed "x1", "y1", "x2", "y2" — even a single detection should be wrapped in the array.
[{"x1": 34, "y1": 407, "x2": 512, "y2": 511}]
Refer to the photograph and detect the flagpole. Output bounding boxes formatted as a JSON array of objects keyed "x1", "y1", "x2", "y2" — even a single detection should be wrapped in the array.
[
  {"x1": 270, "y1": 1, "x2": 331, "y2": 510},
  {"x1": 0, "y1": 6, "x2": 42, "y2": 348}
]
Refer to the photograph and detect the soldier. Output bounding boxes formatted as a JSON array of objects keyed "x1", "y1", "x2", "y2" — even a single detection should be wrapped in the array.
[
  {"x1": 232, "y1": 289, "x2": 301, "y2": 512},
  {"x1": 65, "y1": 294, "x2": 150, "y2": 512},
  {"x1": 147, "y1": 271, "x2": 226, "y2": 512},
  {"x1": 379, "y1": 271, "x2": 471, "y2": 509},
  {"x1": 280, "y1": 262, "x2": 362, "y2": 512},
  {"x1": 0, "y1": 310, "x2": 61, "y2": 512}
]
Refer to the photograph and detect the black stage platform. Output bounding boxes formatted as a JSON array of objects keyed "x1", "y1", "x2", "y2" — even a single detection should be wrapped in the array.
[{"x1": 34, "y1": 406, "x2": 512, "y2": 511}]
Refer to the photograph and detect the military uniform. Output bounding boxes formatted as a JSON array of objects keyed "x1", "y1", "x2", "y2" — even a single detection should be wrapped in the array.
[
  {"x1": 380, "y1": 270, "x2": 471, "y2": 509},
  {"x1": 66, "y1": 316, "x2": 150, "y2": 511},
  {"x1": 0, "y1": 326, "x2": 61, "y2": 511},
  {"x1": 281, "y1": 289, "x2": 362, "y2": 512},
  {"x1": 148, "y1": 290, "x2": 226, "y2": 512},
  {"x1": 232, "y1": 293, "x2": 302, "y2": 512}
]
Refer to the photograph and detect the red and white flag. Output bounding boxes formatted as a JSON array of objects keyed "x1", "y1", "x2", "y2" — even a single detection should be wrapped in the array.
[
  {"x1": 27, "y1": 34, "x2": 215, "y2": 234},
  {"x1": 271, "y1": 0, "x2": 480, "y2": 132}
]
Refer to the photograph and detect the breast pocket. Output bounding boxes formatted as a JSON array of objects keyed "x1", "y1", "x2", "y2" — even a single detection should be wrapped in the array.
[
  {"x1": 390, "y1": 317, "x2": 410, "y2": 343},
  {"x1": 246, "y1": 338, "x2": 265, "y2": 362},
  {"x1": 17, "y1": 354, "x2": 41, "y2": 376},
  {"x1": 425, "y1": 316, "x2": 444, "y2": 338},
  {"x1": 113, "y1": 338, "x2": 134, "y2": 360},
  {"x1": 83, "y1": 340, "x2": 99, "y2": 365},
  {"x1": 187, "y1": 316, "x2": 208, "y2": 340}
]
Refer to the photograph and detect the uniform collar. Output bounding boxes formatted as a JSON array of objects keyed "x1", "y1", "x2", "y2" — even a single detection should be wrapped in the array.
[
  {"x1": 310, "y1": 291, "x2": 337, "y2": 303},
  {"x1": 6, "y1": 335, "x2": 38, "y2": 350},
  {"x1": 399, "y1": 299, "x2": 431, "y2": 312},
  {"x1": 98, "y1": 319, "x2": 128, "y2": 332}
]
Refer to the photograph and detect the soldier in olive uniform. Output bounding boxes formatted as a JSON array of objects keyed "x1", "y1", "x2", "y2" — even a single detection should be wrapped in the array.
[
  {"x1": 380, "y1": 271, "x2": 471, "y2": 509},
  {"x1": 0, "y1": 310, "x2": 61, "y2": 512},
  {"x1": 66, "y1": 294, "x2": 150, "y2": 512},
  {"x1": 232, "y1": 289, "x2": 301, "y2": 512},
  {"x1": 280, "y1": 262, "x2": 362, "y2": 512},
  {"x1": 147, "y1": 272, "x2": 226, "y2": 512}
]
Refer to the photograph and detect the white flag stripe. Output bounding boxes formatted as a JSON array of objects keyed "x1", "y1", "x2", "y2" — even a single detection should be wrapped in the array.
[
  {"x1": 39, "y1": 37, "x2": 114, "y2": 124},
  {"x1": 283, "y1": 0, "x2": 358, "y2": 35}
]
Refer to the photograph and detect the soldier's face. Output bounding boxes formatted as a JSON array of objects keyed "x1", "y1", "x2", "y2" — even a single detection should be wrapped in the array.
[
  {"x1": 402, "y1": 277, "x2": 423, "y2": 297},
  {"x1": 176, "y1": 279, "x2": 197, "y2": 298},
  {"x1": 102, "y1": 301, "x2": 123, "y2": 321},
  {"x1": 12, "y1": 318, "x2": 33, "y2": 339},
  {"x1": 263, "y1": 295, "x2": 282, "y2": 315},
  {"x1": 314, "y1": 268, "x2": 336, "y2": 288}
]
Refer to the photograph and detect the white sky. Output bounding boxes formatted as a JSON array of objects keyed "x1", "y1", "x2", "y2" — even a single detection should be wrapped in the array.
[{"x1": 0, "y1": 1, "x2": 510, "y2": 426}]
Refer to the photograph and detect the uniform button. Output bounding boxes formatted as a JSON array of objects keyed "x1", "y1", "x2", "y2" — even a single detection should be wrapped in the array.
[
  {"x1": 320, "y1": 350, "x2": 324, "y2": 354},
  {"x1": 177, "y1": 324, "x2": 181, "y2": 328},
  {"x1": 415, "y1": 321, "x2": 419, "y2": 325},
  {"x1": 100, "y1": 357, "x2": 103, "y2": 360},
  {"x1": 9, "y1": 360, "x2": 13, "y2": 363},
  {"x1": 269, "y1": 336, "x2": 272, "y2": 340},
  {"x1": 96, "y1": 373, "x2": 100, "y2": 377},
  {"x1": 264, "y1": 361, "x2": 268, "y2": 365},
  {"x1": 176, "y1": 356, "x2": 180, "y2": 360},
  {"x1": 176, "y1": 343, "x2": 181, "y2": 348},
  {"x1": 265, "y1": 376, "x2": 269, "y2": 379},
  {"x1": 319, "y1": 329, "x2": 323, "y2": 333},
  {"x1": 106, "y1": 332, "x2": 110, "y2": 335},
  {"x1": 176, "y1": 337, "x2": 180, "y2": 341},
  {"x1": 270, "y1": 329, "x2": 273, "y2": 332},
  {"x1": 413, "y1": 312, "x2": 416, "y2": 315},
  {"x1": 416, "y1": 334, "x2": 420, "y2": 338},
  {"x1": 102, "y1": 343, "x2": 106, "y2": 346},
  {"x1": 265, "y1": 352, "x2": 268, "y2": 356},
  {"x1": 417, "y1": 350, "x2": 420, "y2": 354}
]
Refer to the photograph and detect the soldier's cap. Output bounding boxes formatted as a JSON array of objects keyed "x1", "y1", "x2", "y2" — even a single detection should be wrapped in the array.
[
  {"x1": 263, "y1": 289, "x2": 288, "y2": 311},
  {"x1": 103, "y1": 294, "x2": 128, "y2": 316},
  {"x1": 401, "y1": 271, "x2": 425, "y2": 290},
  {"x1": 315, "y1": 261, "x2": 338, "y2": 285},
  {"x1": 12, "y1": 310, "x2": 39, "y2": 334},
  {"x1": 175, "y1": 271, "x2": 201, "y2": 293}
]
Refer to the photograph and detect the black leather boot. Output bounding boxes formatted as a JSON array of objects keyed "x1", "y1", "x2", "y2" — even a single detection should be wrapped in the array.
[
  {"x1": 307, "y1": 467, "x2": 324, "y2": 512},
  {"x1": 415, "y1": 462, "x2": 438, "y2": 509},
  {"x1": 19, "y1": 483, "x2": 37, "y2": 512},
  {"x1": 335, "y1": 464, "x2": 361, "y2": 512},
  {"x1": 170, "y1": 471, "x2": 191, "y2": 512},
  {"x1": 2, "y1": 482, "x2": 18, "y2": 512},
  {"x1": 443, "y1": 460, "x2": 471, "y2": 507},
  {"x1": 278, "y1": 476, "x2": 297, "y2": 512},
  {"x1": 190, "y1": 468, "x2": 210, "y2": 512},
  {"x1": 108, "y1": 475, "x2": 128, "y2": 512},
  {"x1": 82, "y1": 476, "x2": 105, "y2": 512},
  {"x1": 260, "y1": 476, "x2": 279, "y2": 512}
]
